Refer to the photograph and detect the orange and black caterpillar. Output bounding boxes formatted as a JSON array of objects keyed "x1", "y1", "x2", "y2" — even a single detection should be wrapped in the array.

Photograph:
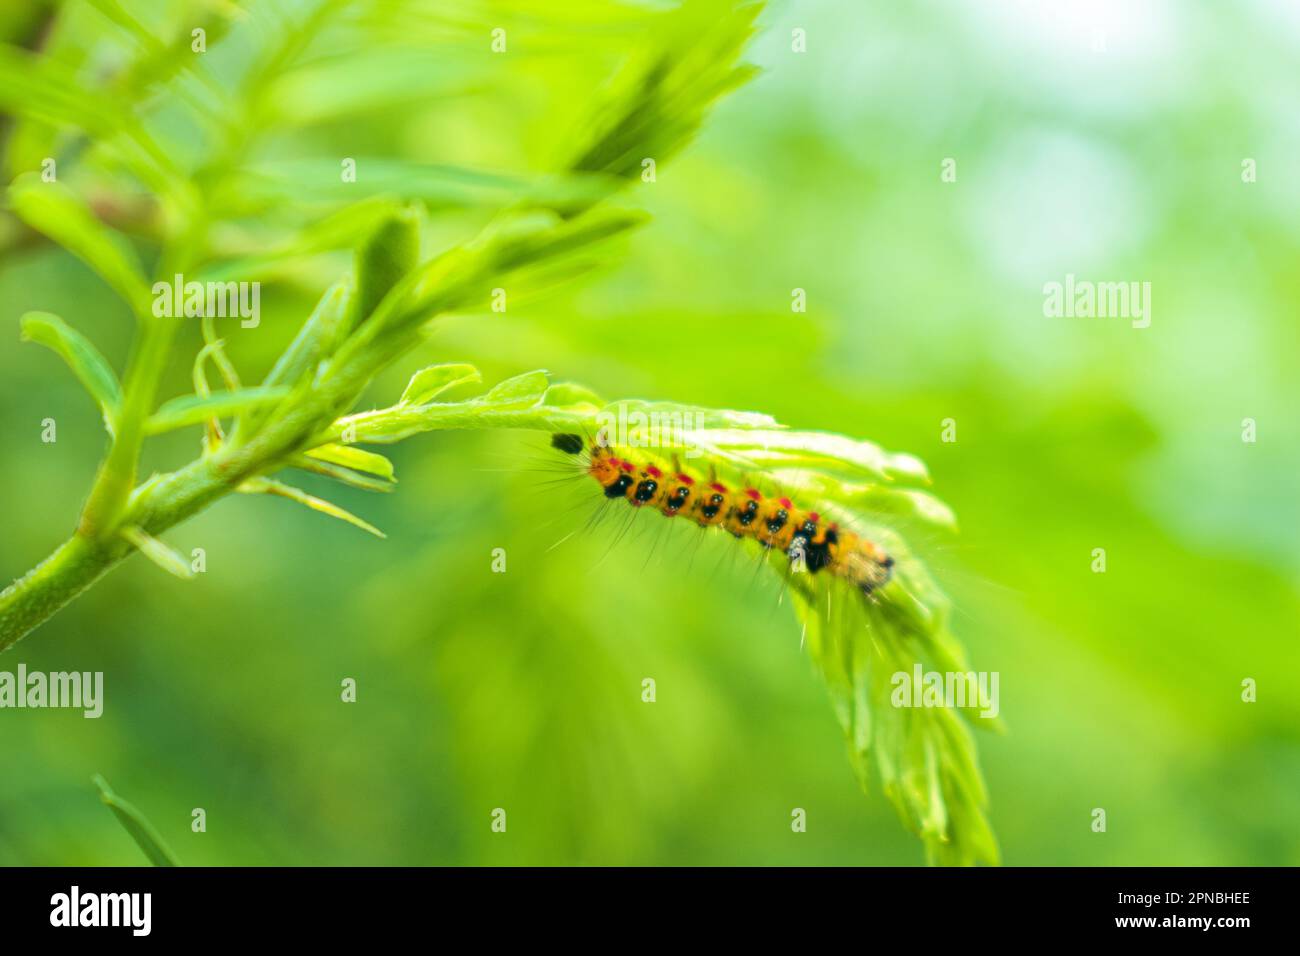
[{"x1": 552, "y1": 433, "x2": 894, "y2": 594}]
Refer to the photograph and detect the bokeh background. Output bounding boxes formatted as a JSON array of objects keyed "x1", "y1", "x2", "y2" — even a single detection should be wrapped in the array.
[{"x1": 1, "y1": 0, "x2": 1297, "y2": 865}]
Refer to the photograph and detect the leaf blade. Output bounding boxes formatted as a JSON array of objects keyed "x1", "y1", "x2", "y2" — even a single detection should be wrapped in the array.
[
  {"x1": 92, "y1": 775, "x2": 181, "y2": 867},
  {"x1": 119, "y1": 526, "x2": 194, "y2": 580},
  {"x1": 20, "y1": 311, "x2": 122, "y2": 432},
  {"x1": 303, "y1": 443, "x2": 396, "y2": 481},
  {"x1": 239, "y1": 477, "x2": 385, "y2": 538},
  {"x1": 7, "y1": 173, "x2": 151, "y2": 317},
  {"x1": 145, "y1": 387, "x2": 291, "y2": 436},
  {"x1": 399, "y1": 363, "x2": 481, "y2": 405}
]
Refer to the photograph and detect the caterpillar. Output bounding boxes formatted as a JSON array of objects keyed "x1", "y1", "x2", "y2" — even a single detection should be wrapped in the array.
[
  {"x1": 550, "y1": 432, "x2": 895, "y2": 594},
  {"x1": 549, "y1": 426, "x2": 998, "y2": 866}
]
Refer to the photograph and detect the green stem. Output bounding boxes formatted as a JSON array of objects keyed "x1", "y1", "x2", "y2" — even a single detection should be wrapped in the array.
[
  {"x1": 0, "y1": 334, "x2": 390, "y2": 652},
  {"x1": 0, "y1": 536, "x2": 118, "y2": 651},
  {"x1": 0, "y1": 458, "x2": 218, "y2": 653},
  {"x1": 78, "y1": 318, "x2": 179, "y2": 536}
]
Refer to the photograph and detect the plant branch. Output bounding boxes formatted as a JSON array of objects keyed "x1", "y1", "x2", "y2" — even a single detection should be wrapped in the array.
[
  {"x1": 0, "y1": 0, "x2": 763, "y2": 647},
  {"x1": 77, "y1": 315, "x2": 182, "y2": 537}
]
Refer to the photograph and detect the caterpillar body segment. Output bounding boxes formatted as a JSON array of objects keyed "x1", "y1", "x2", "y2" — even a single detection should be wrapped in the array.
[{"x1": 551, "y1": 433, "x2": 894, "y2": 595}]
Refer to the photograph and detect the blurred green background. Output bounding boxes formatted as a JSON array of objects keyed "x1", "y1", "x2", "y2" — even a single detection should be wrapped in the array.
[{"x1": 1, "y1": 0, "x2": 1297, "y2": 865}]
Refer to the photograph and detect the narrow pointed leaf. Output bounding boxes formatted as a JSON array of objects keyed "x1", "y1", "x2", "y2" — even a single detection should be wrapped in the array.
[
  {"x1": 261, "y1": 281, "x2": 351, "y2": 389},
  {"x1": 145, "y1": 387, "x2": 290, "y2": 435},
  {"x1": 291, "y1": 456, "x2": 396, "y2": 493},
  {"x1": 237, "y1": 157, "x2": 618, "y2": 207},
  {"x1": 239, "y1": 477, "x2": 385, "y2": 538},
  {"x1": 92, "y1": 775, "x2": 180, "y2": 867},
  {"x1": 20, "y1": 312, "x2": 122, "y2": 431},
  {"x1": 7, "y1": 173, "x2": 151, "y2": 316},
  {"x1": 0, "y1": 45, "x2": 127, "y2": 137},
  {"x1": 304, "y1": 444, "x2": 395, "y2": 481},
  {"x1": 120, "y1": 526, "x2": 194, "y2": 580}
]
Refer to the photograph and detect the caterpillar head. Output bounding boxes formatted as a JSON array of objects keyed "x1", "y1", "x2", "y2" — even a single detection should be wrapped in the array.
[{"x1": 579, "y1": 441, "x2": 637, "y2": 500}]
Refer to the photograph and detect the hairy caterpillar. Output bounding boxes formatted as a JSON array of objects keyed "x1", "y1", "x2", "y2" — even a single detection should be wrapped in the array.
[
  {"x1": 550, "y1": 432, "x2": 895, "y2": 594},
  {"x1": 547, "y1": 420, "x2": 998, "y2": 866}
]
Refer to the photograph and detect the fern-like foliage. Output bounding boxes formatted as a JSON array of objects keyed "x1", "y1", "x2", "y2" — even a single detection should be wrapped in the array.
[
  {"x1": 327, "y1": 368, "x2": 1002, "y2": 864},
  {"x1": 0, "y1": 0, "x2": 997, "y2": 865},
  {"x1": 0, "y1": 0, "x2": 760, "y2": 623}
]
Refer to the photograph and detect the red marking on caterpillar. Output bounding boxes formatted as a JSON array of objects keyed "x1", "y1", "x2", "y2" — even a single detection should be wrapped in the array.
[{"x1": 550, "y1": 433, "x2": 894, "y2": 595}]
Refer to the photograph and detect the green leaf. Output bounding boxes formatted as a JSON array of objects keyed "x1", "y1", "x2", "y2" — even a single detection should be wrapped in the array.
[
  {"x1": 354, "y1": 205, "x2": 422, "y2": 324},
  {"x1": 328, "y1": 204, "x2": 423, "y2": 354},
  {"x1": 119, "y1": 526, "x2": 194, "y2": 580},
  {"x1": 19, "y1": 311, "x2": 122, "y2": 433},
  {"x1": 310, "y1": 373, "x2": 991, "y2": 865},
  {"x1": 787, "y1": 529, "x2": 1000, "y2": 867},
  {"x1": 0, "y1": 45, "x2": 128, "y2": 138},
  {"x1": 92, "y1": 775, "x2": 180, "y2": 867},
  {"x1": 481, "y1": 207, "x2": 648, "y2": 276},
  {"x1": 319, "y1": 377, "x2": 773, "y2": 448},
  {"x1": 145, "y1": 387, "x2": 290, "y2": 435},
  {"x1": 356, "y1": 207, "x2": 647, "y2": 344},
  {"x1": 239, "y1": 477, "x2": 385, "y2": 538},
  {"x1": 255, "y1": 50, "x2": 487, "y2": 129},
  {"x1": 852, "y1": 486, "x2": 958, "y2": 532},
  {"x1": 481, "y1": 370, "x2": 551, "y2": 408},
  {"x1": 691, "y1": 428, "x2": 930, "y2": 485},
  {"x1": 195, "y1": 200, "x2": 407, "y2": 283},
  {"x1": 542, "y1": 381, "x2": 605, "y2": 409},
  {"x1": 592, "y1": 399, "x2": 777, "y2": 431},
  {"x1": 7, "y1": 173, "x2": 151, "y2": 316},
  {"x1": 321, "y1": 369, "x2": 570, "y2": 445},
  {"x1": 400, "y1": 363, "x2": 482, "y2": 405},
  {"x1": 86, "y1": 0, "x2": 167, "y2": 54},
  {"x1": 291, "y1": 456, "x2": 396, "y2": 494},
  {"x1": 569, "y1": 1, "x2": 761, "y2": 185},
  {"x1": 260, "y1": 282, "x2": 352, "y2": 389},
  {"x1": 304, "y1": 444, "x2": 395, "y2": 482},
  {"x1": 237, "y1": 158, "x2": 618, "y2": 209},
  {"x1": 763, "y1": 471, "x2": 958, "y2": 534}
]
